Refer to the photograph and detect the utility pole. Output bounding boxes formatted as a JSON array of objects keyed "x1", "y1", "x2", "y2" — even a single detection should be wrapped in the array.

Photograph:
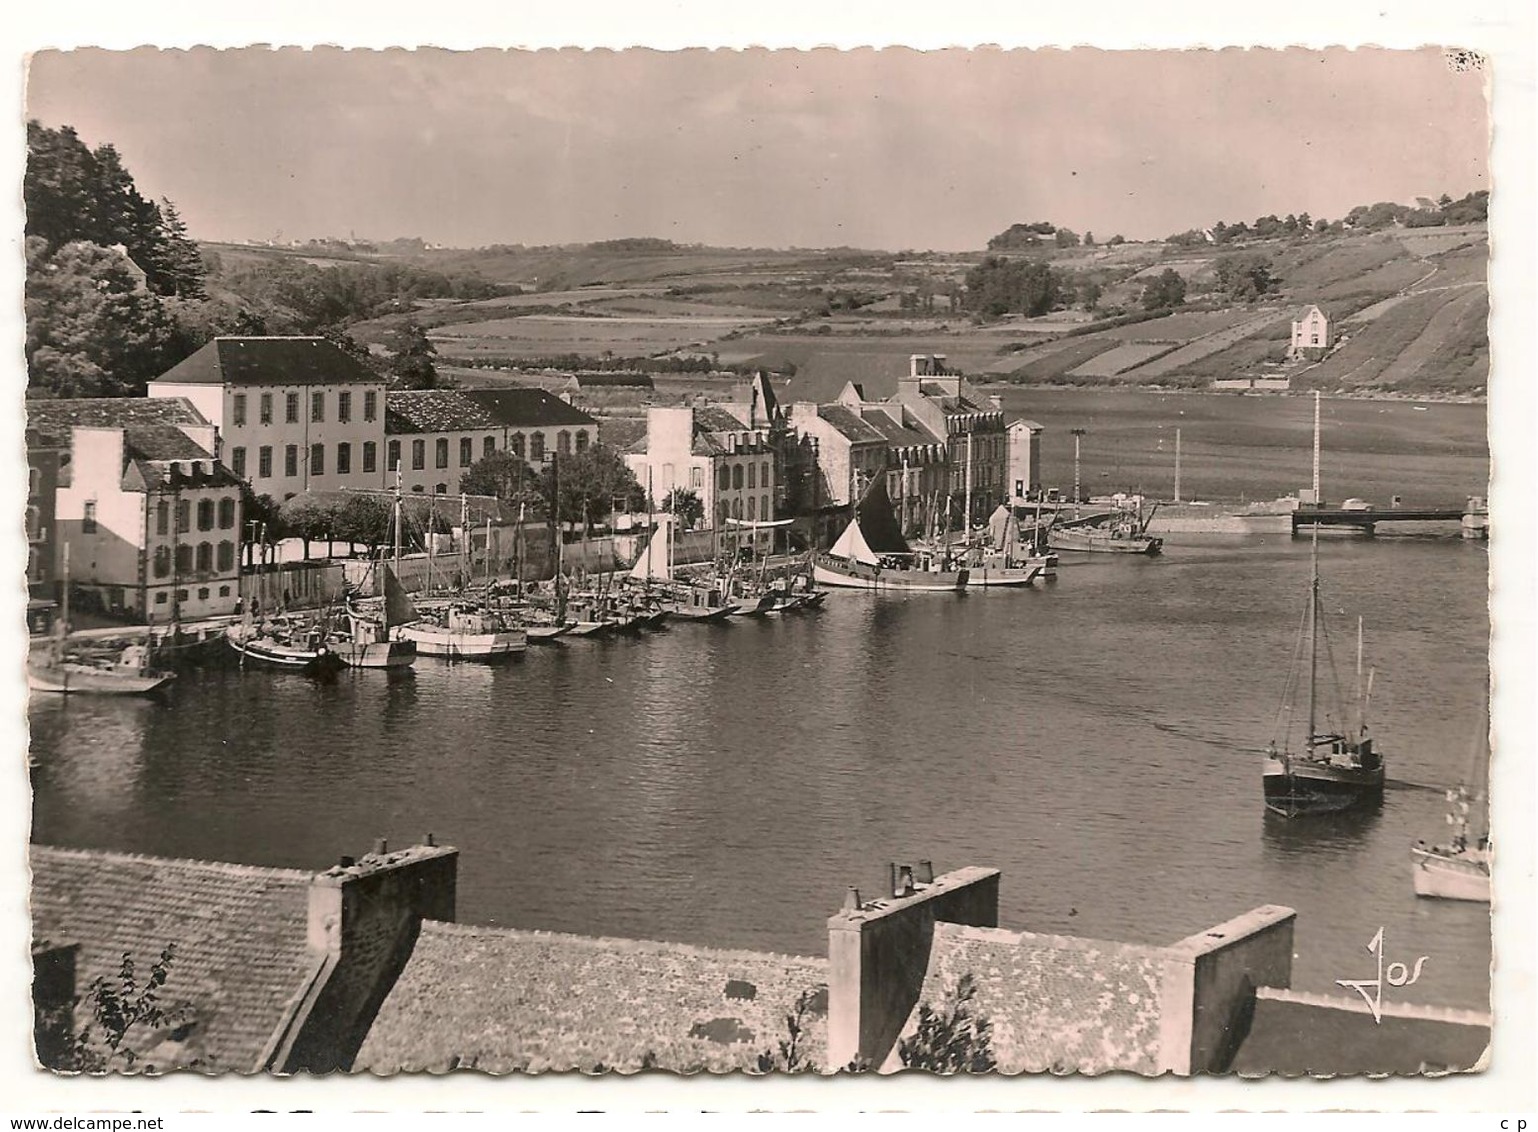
[
  {"x1": 1174, "y1": 428, "x2": 1182, "y2": 504},
  {"x1": 1070, "y1": 428, "x2": 1087, "y2": 517}
]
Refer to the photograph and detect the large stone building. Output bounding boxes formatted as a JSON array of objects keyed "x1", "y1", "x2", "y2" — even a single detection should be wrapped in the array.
[
  {"x1": 148, "y1": 336, "x2": 388, "y2": 501},
  {"x1": 27, "y1": 397, "x2": 244, "y2": 621},
  {"x1": 457, "y1": 388, "x2": 600, "y2": 473},
  {"x1": 889, "y1": 355, "x2": 1008, "y2": 528},
  {"x1": 623, "y1": 404, "x2": 776, "y2": 537}
]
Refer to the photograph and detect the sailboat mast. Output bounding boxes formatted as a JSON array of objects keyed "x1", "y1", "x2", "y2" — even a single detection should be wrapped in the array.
[
  {"x1": 1312, "y1": 391, "x2": 1322, "y2": 504},
  {"x1": 1355, "y1": 616, "x2": 1364, "y2": 731},
  {"x1": 392, "y1": 461, "x2": 402, "y2": 574},
  {"x1": 1306, "y1": 526, "x2": 1320, "y2": 745},
  {"x1": 645, "y1": 467, "x2": 655, "y2": 581},
  {"x1": 964, "y1": 431, "x2": 973, "y2": 541}
]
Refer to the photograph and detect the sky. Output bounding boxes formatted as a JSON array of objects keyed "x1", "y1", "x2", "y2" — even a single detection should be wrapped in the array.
[{"x1": 23, "y1": 47, "x2": 1488, "y2": 251}]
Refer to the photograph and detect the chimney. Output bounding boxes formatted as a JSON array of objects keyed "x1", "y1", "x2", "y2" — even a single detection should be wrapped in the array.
[
  {"x1": 32, "y1": 940, "x2": 80, "y2": 1070},
  {"x1": 270, "y1": 841, "x2": 458, "y2": 1073}
]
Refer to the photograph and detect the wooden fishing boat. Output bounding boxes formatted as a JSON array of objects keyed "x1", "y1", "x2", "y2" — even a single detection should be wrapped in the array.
[
  {"x1": 1262, "y1": 530, "x2": 1386, "y2": 817},
  {"x1": 27, "y1": 641, "x2": 176, "y2": 696},
  {"x1": 226, "y1": 615, "x2": 345, "y2": 675}
]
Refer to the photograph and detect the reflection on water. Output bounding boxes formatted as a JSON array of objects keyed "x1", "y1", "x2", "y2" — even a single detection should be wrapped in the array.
[{"x1": 29, "y1": 534, "x2": 1490, "y2": 1009}]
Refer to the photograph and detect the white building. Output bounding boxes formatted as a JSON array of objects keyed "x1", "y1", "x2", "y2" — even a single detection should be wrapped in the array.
[
  {"x1": 1006, "y1": 417, "x2": 1045, "y2": 500},
  {"x1": 148, "y1": 336, "x2": 388, "y2": 500},
  {"x1": 28, "y1": 398, "x2": 244, "y2": 621},
  {"x1": 624, "y1": 405, "x2": 776, "y2": 535},
  {"x1": 1290, "y1": 305, "x2": 1333, "y2": 358}
]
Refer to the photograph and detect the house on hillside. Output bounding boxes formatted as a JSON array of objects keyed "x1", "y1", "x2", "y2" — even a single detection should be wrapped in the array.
[
  {"x1": 148, "y1": 336, "x2": 388, "y2": 501},
  {"x1": 1290, "y1": 305, "x2": 1334, "y2": 360},
  {"x1": 27, "y1": 398, "x2": 243, "y2": 621}
]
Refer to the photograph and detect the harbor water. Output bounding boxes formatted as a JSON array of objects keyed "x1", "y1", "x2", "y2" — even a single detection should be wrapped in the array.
[{"x1": 29, "y1": 532, "x2": 1491, "y2": 1012}]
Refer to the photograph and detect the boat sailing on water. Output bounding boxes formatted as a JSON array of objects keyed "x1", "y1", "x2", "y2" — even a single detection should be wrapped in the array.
[
  {"x1": 1411, "y1": 704, "x2": 1491, "y2": 902},
  {"x1": 1262, "y1": 529, "x2": 1386, "y2": 817}
]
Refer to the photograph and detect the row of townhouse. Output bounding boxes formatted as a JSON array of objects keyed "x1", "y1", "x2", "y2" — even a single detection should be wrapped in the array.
[{"x1": 27, "y1": 337, "x2": 604, "y2": 621}]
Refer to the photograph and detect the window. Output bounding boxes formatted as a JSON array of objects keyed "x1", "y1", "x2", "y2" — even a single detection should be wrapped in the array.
[
  {"x1": 259, "y1": 446, "x2": 273, "y2": 478},
  {"x1": 732, "y1": 465, "x2": 744, "y2": 490},
  {"x1": 286, "y1": 393, "x2": 300, "y2": 424},
  {"x1": 510, "y1": 433, "x2": 526, "y2": 458},
  {"x1": 176, "y1": 588, "x2": 188, "y2": 602},
  {"x1": 82, "y1": 501, "x2": 97, "y2": 533},
  {"x1": 576, "y1": 430, "x2": 590, "y2": 452},
  {"x1": 218, "y1": 498, "x2": 236, "y2": 529},
  {"x1": 691, "y1": 466, "x2": 703, "y2": 491},
  {"x1": 732, "y1": 498, "x2": 743, "y2": 519},
  {"x1": 155, "y1": 592, "x2": 167, "y2": 606},
  {"x1": 260, "y1": 393, "x2": 273, "y2": 424},
  {"x1": 412, "y1": 439, "x2": 426, "y2": 470},
  {"x1": 285, "y1": 445, "x2": 298, "y2": 478},
  {"x1": 29, "y1": 467, "x2": 40, "y2": 496},
  {"x1": 175, "y1": 545, "x2": 193, "y2": 574},
  {"x1": 153, "y1": 546, "x2": 171, "y2": 578},
  {"x1": 337, "y1": 442, "x2": 352, "y2": 476},
  {"x1": 196, "y1": 543, "x2": 213, "y2": 573},
  {"x1": 219, "y1": 585, "x2": 231, "y2": 598},
  {"x1": 747, "y1": 495, "x2": 757, "y2": 520},
  {"x1": 217, "y1": 541, "x2": 235, "y2": 571},
  {"x1": 156, "y1": 501, "x2": 169, "y2": 536},
  {"x1": 1311, "y1": 334, "x2": 1320, "y2": 345},
  {"x1": 233, "y1": 394, "x2": 247, "y2": 427},
  {"x1": 557, "y1": 430, "x2": 571, "y2": 456},
  {"x1": 762, "y1": 462, "x2": 770, "y2": 486},
  {"x1": 197, "y1": 499, "x2": 214, "y2": 531},
  {"x1": 484, "y1": 436, "x2": 496, "y2": 459},
  {"x1": 436, "y1": 438, "x2": 449, "y2": 469},
  {"x1": 338, "y1": 391, "x2": 352, "y2": 423},
  {"x1": 435, "y1": 483, "x2": 447, "y2": 494},
  {"x1": 363, "y1": 441, "x2": 377, "y2": 474},
  {"x1": 748, "y1": 463, "x2": 756, "y2": 489},
  {"x1": 530, "y1": 433, "x2": 545, "y2": 461},
  {"x1": 311, "y1": 391, "x2": 325, "y2": 423},
  {"x1": 176, "y1": 500, "x2": 190, "y2": 533},
  {"x1": 719, "y1": 465, "x2": 730, "y2": 491},
  {"x1": 388, "y1": 440, "x2": 402, "y2": 472},
  {"x1": 310, "y1": 444, "x2": 325, "y2": 477},
  {"x1": 411, "y1": 485, "x2": 424, "y2": 494},
  {"x1": 198, "y1": 587, "x2": 209, "y2": 601},
  {"x1": 364, "y1": 391, "x2": 378, "y2": 422},
  {"x1": 460, "y1": 438, "x2": 473, "y2": 467},
  {"x1": 761, "y1": 494, "x2": 769, "y2": 520},
  {"x1": 231, "y1": 447, "x2": 247, "y2": 477}
]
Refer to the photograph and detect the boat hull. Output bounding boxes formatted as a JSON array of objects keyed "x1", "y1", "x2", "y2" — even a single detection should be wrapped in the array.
[
  {"x1": 26, "y1": 662, "x2": 175, "y2": 696},
  {"x1": 813, "y1": 555, "x2": 969, "y2": 592},
  {"x1": 525, "y1": 623, "x2": 574, "y2": 642},
  {"x1": 398, "y1": 625, "x2": 527, "y2": 659},
  {"x1": 225, "y1": 628, "x2": 345, "y2": 674},
  {"x1": 662, "y1": 602, "x2": 737, "y2": 622},
  {"x1": 1411, "y1": 843, "x2": 1491, "y2": 902},
  {"x1": 336, "y1": 639, "x2": 418, "y2": 669},
  {"x1": 1050, "y1": 531, "x2": 1163, "y2": 555},
  {"x1": 1263, "y1": 756, "x2": 1385, "y2": 817}
]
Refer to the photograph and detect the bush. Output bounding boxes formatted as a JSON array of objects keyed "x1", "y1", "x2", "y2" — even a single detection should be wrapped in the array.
[{"x1": 897, "y1": 973, "x2": 996, "y2": 1073}]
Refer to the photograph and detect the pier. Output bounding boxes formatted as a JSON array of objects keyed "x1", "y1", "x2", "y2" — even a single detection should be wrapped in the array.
[{"x1": 1291, "y1": 498, "x2": 1489, "y2": 539}]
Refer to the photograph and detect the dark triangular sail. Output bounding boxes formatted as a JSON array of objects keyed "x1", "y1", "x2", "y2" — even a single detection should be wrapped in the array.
[
  {"x1": 853, "y1": 475, "x2": 911, "y2": 557},
  {"x1": 383, "y1": 565, "x2": 418, "y2": 630}
]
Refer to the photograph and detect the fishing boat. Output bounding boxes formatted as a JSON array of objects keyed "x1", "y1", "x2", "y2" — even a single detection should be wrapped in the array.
[
  {"x1": 226, "y1": 613, "x2": 345, "y2": 675},
  {"x1": 398, "y1": 600, "x2": 528, "y2": 660},
  {"x1": 27, "y1": 548, "x2": 177, "y2": 695},
  {"x1": 1048, "y1": 500, "x2": 1163, "y2": 556},
  {"x1": 630, "y1": 511, "x2": 739, "y2": 621},
  {"x1": 1411, "y1": 707, "x2": 1491, "y2": 902},
  {"x1": 1261, "y1": 530, "x2": 1386, "y2": 817},
  {"x1": 333, "y1": 475, "x2": 417, "y2": 669}
]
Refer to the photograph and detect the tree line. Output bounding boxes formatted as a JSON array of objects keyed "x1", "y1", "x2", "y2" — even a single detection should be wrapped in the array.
[{"x1": 1164, "y1": 190, "x2": 1488, "y2": 245}]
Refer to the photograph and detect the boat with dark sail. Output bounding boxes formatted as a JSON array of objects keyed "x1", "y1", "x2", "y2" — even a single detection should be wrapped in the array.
[
  {"x1": 1411, "y1": 705, "x2": 1491, "y2": 902},
  {"x1": 1262, "y1": 530, "x2": 1385, "y2": 817}
]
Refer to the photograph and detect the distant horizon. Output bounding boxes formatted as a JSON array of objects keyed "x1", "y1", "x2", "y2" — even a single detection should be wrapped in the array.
[{"x1": 25, "y1": 48, "x2": 1489, "y2": 252}]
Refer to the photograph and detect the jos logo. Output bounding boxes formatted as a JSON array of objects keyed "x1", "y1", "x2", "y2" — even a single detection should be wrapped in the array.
[{"x1": 1335, "y1": 926, "x2": 1429, "y2": 1024}]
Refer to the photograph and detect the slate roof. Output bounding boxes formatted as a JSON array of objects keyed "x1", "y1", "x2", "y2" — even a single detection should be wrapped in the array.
[
  {"x1": 354, "y1": 921, "x2": 828, "y2": 1074},
  {"x1": 385, "y1": 391, "x2": 501, "y2": 436},
  {"x1": 460, "y1": 388, "x2": 599, "y2": 429},
  {"x1": 598, "y1": 417, "x2": 647, "y2": 454},
  {"x1": 901, "y1": 921, "x2": 1168, "y2": 1075},
  {"x1": 26, "y1": 397, "x2": 210, "y2": 448},
  {"x1": 123, "y1": 424, "x2": 215, "y2": 462},
  {"x1": 816, "y1": 405, "x2": 887, "y2": 445},
  {"x1": 857, "y1": 407, "x2": 943, "y2": 450},
  {"x1": 153, "y1": 338, "x2": 383, "y2": 388},
  {"x1": 29, "y1": 845, "x2": 317, "y2": 1073},
  {"x1": 1006, "y1": 415, "x2": 1045, "y2": 431},
  {"x1": 691, "y1": 405, "x2": 749, "y2": 434},
  {"x1": 569, "y1": 371, "x2": 655, "y2": 389}
]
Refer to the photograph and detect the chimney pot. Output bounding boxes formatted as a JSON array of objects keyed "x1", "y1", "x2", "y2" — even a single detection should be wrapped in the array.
[
  {"x1": 374, "y1": 838, "x2": 388, "y2": 856},
  {"x1": 338, "y1": 855, "x2": 355, "y2": 869},
  {"x1": 917, "y1": 860, "x2": 934, "y2": 885},
  {"x1": 896, "y1": 865, "x2": 916, "y2": 898},
  {"x1": 843, "y1": 886, "x2": 862, "y2": 913},
  {"x1": 425, "y1": 833, "x2": 436, "y2": 848}
]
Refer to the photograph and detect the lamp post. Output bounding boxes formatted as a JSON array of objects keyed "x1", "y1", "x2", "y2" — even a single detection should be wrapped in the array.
[{"x1": 1070, "y1": 428, "x2": 1087, "y2": 515}]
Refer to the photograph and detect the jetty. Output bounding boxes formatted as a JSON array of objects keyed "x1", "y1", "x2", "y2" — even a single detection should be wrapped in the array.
[{"x1": 1290, "y1": 497, "x2": 1489, "y2": 539}]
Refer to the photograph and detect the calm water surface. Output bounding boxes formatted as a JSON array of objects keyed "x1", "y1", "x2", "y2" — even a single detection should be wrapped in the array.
[{"x1": 30, "y1": 533, "x2": 1491, "y2": 1011}]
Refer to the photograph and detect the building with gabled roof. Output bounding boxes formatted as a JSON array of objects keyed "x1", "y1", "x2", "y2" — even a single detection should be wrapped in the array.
[
  {"x1": 623, "y1": 404, "x2": 776, "y2": 536},
  {"x1": 148, "y1": 337, "x2": 388, "y2": 501},
  {"x1": 30, "y1": 398, "x2": 245, "y2": 620},
  {"x1": 1290, "y1": 304, "x2": 1334, "y2": 359}
]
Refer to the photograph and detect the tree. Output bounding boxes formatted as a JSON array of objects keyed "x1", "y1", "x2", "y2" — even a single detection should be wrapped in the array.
[
  {"x1": 962, "y1": 256, "x2": 1062, "y2": 318},
  {"x1": 1214, "y1": 253, "x2": 1276, "y2": 301},
  {"x1": 25, "y1": 238, "x2": 188, "y2": 398},
  {"x1": 1054, "y1": 228, "x2": 1080, "y2": 248},
  {"x1": 387, "y1": 322, "x2": 439, "y2": 390},
  {"x1": 1140, "y1": 267, "x2": 1187, "y2": 311},
  {"x1": 48, "y1": 946, "x2": 193, "y2": 1073},
  {"x1": 661, "y1": 487, "x2": 704, "y2": 529},
  {"x1": 1079, "y1": 279, "x2": 1104, "y2": 312},
  {"x1": 1107, "y1": 234, "x2": 1127, "y2": 247},
  {"x1": 239, "y1": 484, "x2": 285, "y2": 567},
  {"x1": 541, "y1": 444, "x2": 646, "y2": 536},
  {"x1": 279, "y1": 495, "x2": 340, "y2": 560},
  {"x1": 145, "y1": 200, "x2": 207, "y2": 299},
  {"x1": 897, "y1": 973, "x2": 996, "y2": 1073},
  {"x1": 335, "y1": 495, "x2": 393, "y2": 556},
  {"x1": 1083, "y1": 231, "x2": 1096, "y2": 247},
  {"x1": 460, "y1": 449, "x2": 541, "y2": 508}
]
